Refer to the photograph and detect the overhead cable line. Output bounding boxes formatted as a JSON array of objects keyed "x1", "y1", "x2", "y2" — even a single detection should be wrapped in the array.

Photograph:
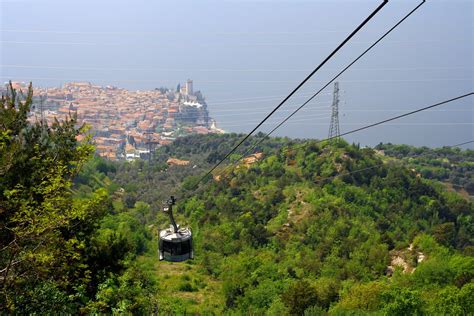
[
  {"x1": 214, "y1": 115, "x2": 332, "y2": 127},
  {"x1": 225, "y1": 0, "x2": 426, "y2": 173},
  {"x1": 242, "y1": 92, "x2": 471, "y2": 164},
  {"x1": 194, "y1": 0, "x2": 388, "y2": 186},
  {"x1": 221, "y1": 121, "x2": 472, "y2": 129},
  {"x1": 207, "y1": 93, "x2": 333, "y2": 105},
  {"x1": 180, "y1": 111, "x2": 332, "y2": 122},
  {"x1": 334, "y1": 93, "x2": 473, "y2": 141},
  {"x1": 214, "y1": 92, "x2": 472, "y2": 180},
  {"x1": 1, "y1": 64, "x2": 470, "y2": 73},
  {"x1": 0, "y1": 38, "x2": 467, "y2": 47},
  {"x1": 2, "y1": 76, "x2": 469, "y2": 84},
  {"x1": 211, "y1": 108, "x2": 471, "y2": 117},
  {"x1": 446, "y1": 140, "x2": 474, "y2": 148},
  {"x1": 176, "y1": 106, "x2": 331, "y2": 120},
  {"x1": 0, "y1": 29, "x2": 345, "y2": 35}
]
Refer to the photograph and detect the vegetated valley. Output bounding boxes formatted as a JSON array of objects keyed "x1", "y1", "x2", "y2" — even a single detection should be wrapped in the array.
[{"x1": 1, "y1": 87, "x2": 473, "y2": 315}]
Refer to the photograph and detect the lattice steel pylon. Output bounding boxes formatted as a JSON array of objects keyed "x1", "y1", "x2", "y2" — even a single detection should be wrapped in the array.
[{"x1": 328, "y1": 82, "x2": 340, "y2": 142}]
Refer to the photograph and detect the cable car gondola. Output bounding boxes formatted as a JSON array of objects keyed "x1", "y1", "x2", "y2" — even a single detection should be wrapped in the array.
[{"x1": 159, "y1": 196, "x2": 193, "y2": 262}]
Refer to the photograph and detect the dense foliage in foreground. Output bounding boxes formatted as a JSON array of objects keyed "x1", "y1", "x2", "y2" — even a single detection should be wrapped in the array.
[
  {"x1": 0, "y1": 85, "x2": 158, "y2": 314},
  {"x1": 1, "y1": 85, "x2": 473, "y2": 314}
]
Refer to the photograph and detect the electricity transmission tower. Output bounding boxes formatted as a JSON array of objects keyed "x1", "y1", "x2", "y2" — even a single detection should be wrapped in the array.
[{"x1": 328, "y1": 82, "x2": 340, "y2": 142}]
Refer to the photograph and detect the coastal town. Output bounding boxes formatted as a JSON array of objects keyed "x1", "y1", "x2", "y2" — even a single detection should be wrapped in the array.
[{"x1": 4, "y1": 80, "x2": 223, "y2": 161}]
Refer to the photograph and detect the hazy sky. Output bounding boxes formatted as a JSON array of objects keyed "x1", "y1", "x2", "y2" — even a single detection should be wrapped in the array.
[{"x1": 1, "y1": 0, "x2": 472, "y2": 148}]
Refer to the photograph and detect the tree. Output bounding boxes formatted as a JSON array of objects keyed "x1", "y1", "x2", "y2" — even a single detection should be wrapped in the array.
[
  {"x1": 381, "y1": 288, "x2": 422, "y2": 316},
  {"x1": 282, "y1": 280, "x2": 319, "y2": 315},
  {"x1": 0, "y1": 83, "x2": 108, "y2": 312},
  {"x1": 433, "y1": 222, "x2": 456, "y2": 247},
  {"x1": 337, "y1": 281, "x2": 387, "y2": 311}
]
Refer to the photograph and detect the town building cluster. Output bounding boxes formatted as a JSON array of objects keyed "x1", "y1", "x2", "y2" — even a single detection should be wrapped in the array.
[{"x1": 6, "y1": 80, "x2": 222, "y2": 161}]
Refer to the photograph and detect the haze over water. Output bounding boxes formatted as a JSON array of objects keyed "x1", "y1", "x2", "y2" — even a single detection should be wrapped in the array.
[{"x1": 1, "y1": 0, "x2": 472, "y2": 148}]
